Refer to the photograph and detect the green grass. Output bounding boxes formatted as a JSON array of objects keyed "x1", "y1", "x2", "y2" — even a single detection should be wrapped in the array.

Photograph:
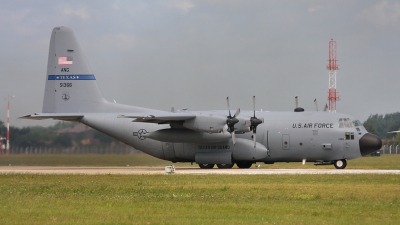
[
  {"x1": 0, "y1": 154, "x2": 169, "y2": 167},
  {"x1": 0, "y1": 154, "x2": 399, "y2": 169},
  {"x1": 0, "y1": 154, "x2": 399, "y2": 224},
  {"x1": 0, "y1": 174, "x2": 399, "y2": 224}
]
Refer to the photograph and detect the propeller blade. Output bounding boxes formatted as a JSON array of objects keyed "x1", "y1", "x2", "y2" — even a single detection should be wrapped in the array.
[
  {"x1": 253, "y1": 95, "x2": 256, "y2": 117},
  {"x1": 314, "y1": 99, "x2": 318, "y2": 111},
  {"x1": 295, "y1": 96, "x2": 298, "y2": 108},
  {"x1": 226, "y1": 97, "x2": 231, "y2": 117},
  {"x1": 231, "y1": 131, "x2": 236, "y2": 145},
  {"x1": 233, "y1": 108, "x2": 240, "y2": 118},
  {"x1": 253, "y1": 128, "x2": 257, "y2": 148}
]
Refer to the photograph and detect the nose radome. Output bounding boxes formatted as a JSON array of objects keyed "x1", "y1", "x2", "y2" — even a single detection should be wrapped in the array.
[{"x1": 359, "y1": 133, "x2": 382, "y2": 156}]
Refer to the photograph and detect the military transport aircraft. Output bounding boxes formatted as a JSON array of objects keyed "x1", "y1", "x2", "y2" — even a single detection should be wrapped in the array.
[{"x1": 21, "y1": 26, "x2": 382, "y2": 169}]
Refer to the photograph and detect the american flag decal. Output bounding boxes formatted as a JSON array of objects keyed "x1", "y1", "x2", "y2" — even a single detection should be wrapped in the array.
[{"x1": 58, "y1": 56, "x2": 73, "y2": 66}]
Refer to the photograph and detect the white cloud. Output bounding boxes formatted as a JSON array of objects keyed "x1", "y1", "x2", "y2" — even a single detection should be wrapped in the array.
[
  {"x1": 169, "y1": 0, "x2": 195, "y2": 13},
  {"x1": 0, "y1": 8, "x2": 31, "y2": 29},
  {"x1": 62, "y1": 7, "x2": 90, "y2": 20},
  {"x1": 357, "y1": 0, "x2": 400, "y2": 26}
]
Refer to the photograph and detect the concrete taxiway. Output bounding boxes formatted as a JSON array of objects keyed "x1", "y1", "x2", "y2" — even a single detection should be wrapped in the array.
[{"x1": 0, "y1": 166, "x2": 399, "y2": 175}]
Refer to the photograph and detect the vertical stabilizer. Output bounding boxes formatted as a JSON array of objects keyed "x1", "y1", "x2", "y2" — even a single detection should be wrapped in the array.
[{"x1": 42, "y1": 26, "x2": 107, "y2": 113}]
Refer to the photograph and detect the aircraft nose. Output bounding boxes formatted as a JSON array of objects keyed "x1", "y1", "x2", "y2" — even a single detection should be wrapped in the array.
[{"x1": 359, "y1": 133, "x2": 382, "y2": 156}]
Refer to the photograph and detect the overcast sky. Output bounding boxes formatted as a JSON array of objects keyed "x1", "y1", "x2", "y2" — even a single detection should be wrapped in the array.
[{"x1": 1, "y1": 0, "x2": 400, "y2": 127}]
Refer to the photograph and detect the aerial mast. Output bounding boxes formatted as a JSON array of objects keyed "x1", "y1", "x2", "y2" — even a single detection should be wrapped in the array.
[{"x1": 327, "y1": 38, "x2": 340, "y2": 112}]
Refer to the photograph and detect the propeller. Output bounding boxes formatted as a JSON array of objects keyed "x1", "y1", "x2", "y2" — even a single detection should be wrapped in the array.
[
  {"x1": 248, "y1": 96, "x2": 264, "y2": 148},
  {"x1": 314, "y1": 99, "x2": 318, "y2": 111},
  {"x1": 225, "y1": 97, "x2": 240, "y2": 144}
]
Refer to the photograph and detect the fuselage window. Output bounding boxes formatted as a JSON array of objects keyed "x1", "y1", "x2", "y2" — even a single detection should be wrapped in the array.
[{"x1": 345, "y1": 132, "x2": 355, "y2": 140}]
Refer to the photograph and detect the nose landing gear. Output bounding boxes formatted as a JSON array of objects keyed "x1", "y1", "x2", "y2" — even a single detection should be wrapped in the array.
[{"x1": 333, "y1": 159, "x2": 347, "y2": 169}]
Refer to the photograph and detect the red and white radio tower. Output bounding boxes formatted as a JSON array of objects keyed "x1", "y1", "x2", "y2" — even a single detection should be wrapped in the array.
[{"x1": 327, "y1": 38, "x2": 340, "y2": 112}]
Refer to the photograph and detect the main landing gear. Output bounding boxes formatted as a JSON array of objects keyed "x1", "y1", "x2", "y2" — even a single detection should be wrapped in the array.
[
  {"x1": 198, "y1": 164, "x2": 215, "y2": 169},
  {"x1": 216, "y1": 164, "x2": 234, "y2": 169},
  {"x1": 198, "y1": 162, "x2": 252, "y2": 169},
  {"x1": 236, "y1": 162, "x2": 252, "y2": 169}
]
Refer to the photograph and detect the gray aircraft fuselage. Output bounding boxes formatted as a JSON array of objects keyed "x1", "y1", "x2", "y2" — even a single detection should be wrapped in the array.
[
  {"x1": 80, "y1": 110, "x2": 371, "y2": 165},
  {"x1": 22, "y1": 26, "x2": 382, "y2": 169}
]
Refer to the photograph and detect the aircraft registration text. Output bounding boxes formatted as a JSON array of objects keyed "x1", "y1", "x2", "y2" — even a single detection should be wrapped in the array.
[
  {"x1": 293, "y1": 123, "x2": 334, "y2": 129},
  {"x1": 60, "y1": 83, "x2": 72, "y2": 87},
  {"x1": 198, "y1": 145, "x2": 230, "y2": 150}
]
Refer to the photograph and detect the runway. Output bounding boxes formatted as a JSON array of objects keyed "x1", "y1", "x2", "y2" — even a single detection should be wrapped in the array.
[{"x1": 0, "y1": 166, "x2": 399, "y2": 175}]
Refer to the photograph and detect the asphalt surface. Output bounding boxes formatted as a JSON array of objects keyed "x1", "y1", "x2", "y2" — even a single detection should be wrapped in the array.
[{"x1": 0, "y1": 166, "x2": 399, "y2": 175}]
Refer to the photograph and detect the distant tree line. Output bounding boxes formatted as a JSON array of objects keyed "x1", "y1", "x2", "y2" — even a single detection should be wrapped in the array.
[
  {"x1": 363, "y1": 112, "x2": 400, "y2": 144},
  {"x1": 0, "y1": 121, "x2": 133, "y2": 152}
]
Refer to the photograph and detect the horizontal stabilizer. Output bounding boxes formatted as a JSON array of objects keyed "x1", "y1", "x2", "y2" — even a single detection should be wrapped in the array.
[
  {"x1": 118, "y1": 112, "x2": 196, "y2": 123},
  {"x1": 20, "y1": 113, "x2": 84, "y2": 121}
]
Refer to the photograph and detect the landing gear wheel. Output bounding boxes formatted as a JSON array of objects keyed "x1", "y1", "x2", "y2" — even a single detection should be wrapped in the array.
[
  {"x1": 334, "y1": 159, "x2": 347, "y2": 169},
  {"x1": 199, "y1": 164, "x2": 215, "y2": 169},
  {"x1": 236, "y1": 162, "x2": 253, "y2": 169},
  {"x1": 217, "y1": 164, "x2": 234, "y2": 169}
]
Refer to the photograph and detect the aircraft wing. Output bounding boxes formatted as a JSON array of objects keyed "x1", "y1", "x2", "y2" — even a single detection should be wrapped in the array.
[
  {"x1": 118, "y1": 112, "x2": 196, "y2": 123},
  {"x1": 20, "y1": 113, "x2": 84, "y2": 121}
]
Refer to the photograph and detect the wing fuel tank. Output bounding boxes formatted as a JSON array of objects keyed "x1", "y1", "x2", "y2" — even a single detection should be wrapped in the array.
[
  {"x1": 143, "y1": 129, "x2": 231, "y2": 143},
  {"x1": 232, "y1": 138, "x2": 269, "y2": 161}
]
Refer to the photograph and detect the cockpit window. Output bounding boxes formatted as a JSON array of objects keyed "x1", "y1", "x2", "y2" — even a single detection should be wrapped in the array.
[
  {"x1": 339, "y1": 118, "x2": 344, "y2": 128},
  {"x1": 339, "y1": 118, "x2": 358, "y2": 128},
  {"x1": 352, "y1": 120, "x2": 362, "y2": 127},
  {"x1": 343, "y1": 118, "x2": 351, "y2": 128}
]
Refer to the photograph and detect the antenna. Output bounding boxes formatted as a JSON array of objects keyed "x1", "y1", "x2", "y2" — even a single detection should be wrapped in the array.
[{"x1": 327, "y1": 38, "x2": 340, "y2": 112}]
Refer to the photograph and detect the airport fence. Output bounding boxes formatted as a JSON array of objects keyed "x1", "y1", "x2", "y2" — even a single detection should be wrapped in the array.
[
  {"x1": 1, "y1": 146, "x2": 142, "y2": 155},
  {"x1": 380, "y1": 144, "x2": 400, "y2": 154}
]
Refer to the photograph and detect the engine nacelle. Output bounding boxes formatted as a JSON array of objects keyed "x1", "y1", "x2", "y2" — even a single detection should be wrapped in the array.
[
  {"x1": 183, "y1": 113, "x2": 226, "y2": 133},
  {"x1": 143, "y1": 129, "x2": 231, "y2": 143}
]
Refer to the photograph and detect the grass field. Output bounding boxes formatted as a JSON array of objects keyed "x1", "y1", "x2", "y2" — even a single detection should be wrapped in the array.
[
  {"x1": 0, "y1": 174, "x2": 399, "y2": 224},
  {"x1": 0, "y1": 153, "x2": 399, "y2": 169},
  {"x1": 0, "y1": 154, "x2": 399, "y2": 224}
]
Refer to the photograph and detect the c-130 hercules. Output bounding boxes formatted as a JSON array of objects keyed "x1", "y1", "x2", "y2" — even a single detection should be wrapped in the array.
[{"x1": 22, "y1": 26, "x2": 382, "y2": 169}]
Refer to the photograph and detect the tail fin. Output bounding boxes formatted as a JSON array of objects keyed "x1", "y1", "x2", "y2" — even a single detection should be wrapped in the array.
[{"x1": 42, "y1": 26, "x2": 107, "y2": 113}]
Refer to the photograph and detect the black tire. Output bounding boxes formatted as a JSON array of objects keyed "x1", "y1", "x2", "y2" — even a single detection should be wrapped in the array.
[
  {"x1": 236, "y1": 162, "x2": 253, "y2": 169},
  {"x1": 334, "y1": 159, "x2": 347, "y2": 169},
  {"x1": 198, "y1": 164, "x2": 215, "y2": 169},
  {"x1": 217, "y1": 163, "x2": 234, "y2": 169}
]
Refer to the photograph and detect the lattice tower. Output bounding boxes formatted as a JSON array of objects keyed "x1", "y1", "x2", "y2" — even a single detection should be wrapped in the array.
[{"x1": 327, "y1": 38, "x2": 340, "y2": 112}]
